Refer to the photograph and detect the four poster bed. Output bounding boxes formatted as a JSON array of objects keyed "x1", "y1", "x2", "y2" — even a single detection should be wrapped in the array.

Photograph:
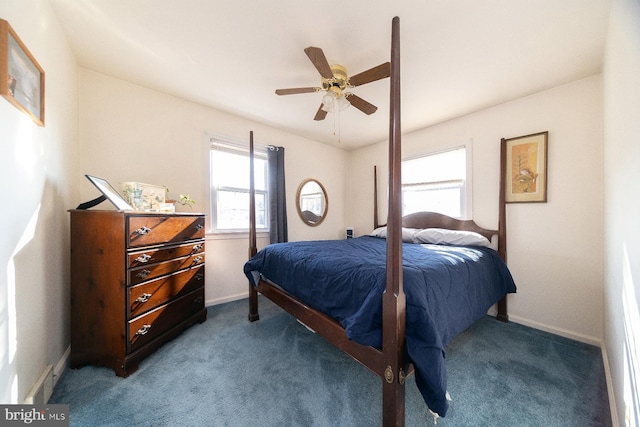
[{"x1": 244, "y1": 17, "x2": 516, "y2": 426}]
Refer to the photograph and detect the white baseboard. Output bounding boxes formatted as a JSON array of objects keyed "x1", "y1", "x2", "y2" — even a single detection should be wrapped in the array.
[
  {"x1": 205, "y1": 291, "x2": 248, "y2": 307},
  {"x1": 600, "y1": 342, "x2": 620, "y2": 427},
  {"x1": 24, "y1": 365, "x2": 53, "y2": 404},
  {"x1": 508, "y1": 314, "x2": 601, "y2": 347},
  {"x1": 53, "y1": 346, "x2": 70, "y2": 388}
]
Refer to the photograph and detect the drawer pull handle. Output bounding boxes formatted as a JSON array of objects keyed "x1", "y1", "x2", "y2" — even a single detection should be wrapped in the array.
[
  {"x1": 136, "y1": 269, "x2": 151, "y2": 279},
  {"x1": 134, "y1": 226, "x2": 152, "y2": 235},
  {"x1": 195, "y1": 224, "x2": 203, "y2": 231},
  {"x1": 136, "y1": 324, "x2": 152, "y2": 336},
  {"x1": 193, "y1": 256, "x2": 203, "y2": 264},
  {"x1": 191, "y1": 244, "x2": 203, "y2": 253},
  {"x1": 195, "y1": 273, "x2": 204, "y2": 281},
  {"x1": 194, "y1": 296, "x2": 204, "y2": 304},
  {"x1": 135, "y1": 254, "x2": 152, "y2": 263},
  {"x1": 136, "y1": 293, "x2": 152, "y2": 303}
]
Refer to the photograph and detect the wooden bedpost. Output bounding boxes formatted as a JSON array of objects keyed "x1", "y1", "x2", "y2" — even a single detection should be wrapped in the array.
[
  {"x1": 248, "y1": 130, "x2": 260, "y2": 322},
  {"x1": 374, "y1": 165, "x2": 379, "y2": 230},
  {"x1": 382, "y1": 16, "x2": 406, "y2": 427},
  {"x1": 497, "y1": 138, "x2": 508, "y2": 322}
]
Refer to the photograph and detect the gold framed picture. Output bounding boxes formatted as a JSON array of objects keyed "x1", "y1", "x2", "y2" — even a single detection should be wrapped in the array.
[
  {"x1": 0, "y1": 19, "x2": 45, "y2": 126},
  {"x1": 501, "y1": 131, "x2": 548, "y2": 203}
]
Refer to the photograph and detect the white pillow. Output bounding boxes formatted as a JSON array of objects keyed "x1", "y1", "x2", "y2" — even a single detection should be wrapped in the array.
[
  {"x1": 412, "y1": 228, "x2": 491, "y2": 248},
  {"x1": 370, "y1": 227, "x2": 418, "y2": 243},
  {"x1": 489, "y1": 234, "x2": 499, "y2": 251}
]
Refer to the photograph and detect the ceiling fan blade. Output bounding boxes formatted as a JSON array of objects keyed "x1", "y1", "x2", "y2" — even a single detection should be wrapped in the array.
[
  {"x1": 348, "y1": 62, "x2": 391, "y2": 87},
  {"x1": 346, "y1": 93, "x2": 378, "y2": 115},
  {"x1": 304, "y1": 46, "x2": 334, "y2": 80},
  {"x1": 275, "y1": 87, "x2": 318, "y2": 95},
  {"x1": 314, "y1": 104, "x2": 328, "y2": 121}
]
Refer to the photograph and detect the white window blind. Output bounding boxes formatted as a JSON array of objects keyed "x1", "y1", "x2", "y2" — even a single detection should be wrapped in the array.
[{"x1": 401, "y1": 147, "x2": 468, "y2": 218}]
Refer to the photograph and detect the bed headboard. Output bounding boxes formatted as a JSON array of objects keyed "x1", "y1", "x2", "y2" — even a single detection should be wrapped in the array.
[
  {"x1": 401, "y1": 211, "x2": 498, "y2": 242},
  {"x1": 373, "y1": 165, "x2": 505, "y2": 261}
]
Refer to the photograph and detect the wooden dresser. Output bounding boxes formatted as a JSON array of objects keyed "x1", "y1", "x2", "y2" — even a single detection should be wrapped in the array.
[{"x1": 69, "y1": 210, "x2": 207, "y2": 377}]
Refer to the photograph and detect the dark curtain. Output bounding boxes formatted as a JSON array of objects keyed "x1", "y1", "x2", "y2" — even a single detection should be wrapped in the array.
[{"x1": 268, "y1": 146, "x2": 288, "y2": 243}]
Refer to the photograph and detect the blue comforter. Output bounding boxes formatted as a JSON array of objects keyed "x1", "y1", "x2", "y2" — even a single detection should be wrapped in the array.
[{"x1": 244, "y1": 235, "x2": 516, "y2": 416}]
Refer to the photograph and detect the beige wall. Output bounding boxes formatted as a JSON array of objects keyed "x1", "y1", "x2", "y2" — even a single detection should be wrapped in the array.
[
  {"x1": 0, "y1": 0, "x2": 78, "y2": 403},
  {"x1": 603, "y1": 0, "x2": 640, "y2": 424},
  {"x1": 349, "y1": 75, "x2": 605, "y2": 345},
  {"x1": 78, "y1": 69, "x2": 348, "y2": 305}
]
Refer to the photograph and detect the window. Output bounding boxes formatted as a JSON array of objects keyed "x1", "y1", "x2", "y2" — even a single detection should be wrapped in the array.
[
  {"x1": 402, "y1": 146, "x2": 470, "y2": 218},
  {"x1": 209, "y1": 135, "x2": 268, "y2": 233}
]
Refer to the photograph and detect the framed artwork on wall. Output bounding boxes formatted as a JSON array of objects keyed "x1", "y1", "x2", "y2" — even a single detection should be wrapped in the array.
[
  {"x1": 501, "y1": 131, "x2": 548, "y2": 203},
  {"x1": 0, "y1": 18, "x2": 45, "y2": 126}
]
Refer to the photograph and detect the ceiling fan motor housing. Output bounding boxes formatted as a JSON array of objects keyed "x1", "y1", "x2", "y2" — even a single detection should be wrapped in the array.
[{"x1": 322, "y1": 64, "x2": 349, "y2": 97}]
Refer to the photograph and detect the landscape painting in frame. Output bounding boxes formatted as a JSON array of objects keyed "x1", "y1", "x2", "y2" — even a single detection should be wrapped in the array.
[
  {"x1": 0, "y1": 18, "x2": 45, "y2": 126},
  {"x1": 503, "y1": 131, "x2": 548, "y2": 203}
]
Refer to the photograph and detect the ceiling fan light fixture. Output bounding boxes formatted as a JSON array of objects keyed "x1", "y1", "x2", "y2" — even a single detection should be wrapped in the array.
[
  {"x1": 336, "y1": 94, "x2": 350, "y2": 111},
  {"x1": 321, "y1": 90, "x2": 350, "y2": 113},
  {"x1": 321, "y1": 92, "x2": 336, "y2": 111}
]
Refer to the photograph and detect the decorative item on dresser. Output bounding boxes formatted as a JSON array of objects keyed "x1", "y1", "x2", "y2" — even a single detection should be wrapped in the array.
[{"x1": 69, "y1": 210, "x2": 207, "y2": 377}]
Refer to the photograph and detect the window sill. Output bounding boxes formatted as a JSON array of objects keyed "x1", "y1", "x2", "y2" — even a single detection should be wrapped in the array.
[{"x1": 206, "y1": 231, "x2": 270, "y2": 241}]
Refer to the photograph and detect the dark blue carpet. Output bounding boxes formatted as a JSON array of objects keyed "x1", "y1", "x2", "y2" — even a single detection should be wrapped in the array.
[{"x1": 51, "y1": 297, "x2": 611, "y2": 426}]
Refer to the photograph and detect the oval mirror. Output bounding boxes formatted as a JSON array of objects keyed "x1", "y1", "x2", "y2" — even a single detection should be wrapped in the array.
[{"x1": 296, "y1": 178, "x2": 328, "y2": 227}]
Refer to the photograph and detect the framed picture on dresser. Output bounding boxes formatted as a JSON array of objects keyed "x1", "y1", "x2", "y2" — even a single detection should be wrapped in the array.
[{"x1": 85, "y1": 175, "x2": 134, "y2": 211}]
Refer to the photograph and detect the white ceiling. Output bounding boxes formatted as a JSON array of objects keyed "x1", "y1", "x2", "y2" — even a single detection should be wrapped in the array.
[{"x1": 49, "y1": 0, "x2": 611, "y2": 150}]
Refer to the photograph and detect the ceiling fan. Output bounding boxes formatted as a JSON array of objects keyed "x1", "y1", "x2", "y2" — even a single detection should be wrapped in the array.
[{"x1": 275, "y1": 46, "x2": 390, "y2": 121}]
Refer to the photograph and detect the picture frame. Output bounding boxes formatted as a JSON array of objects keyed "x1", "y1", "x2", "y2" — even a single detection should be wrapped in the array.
[
  {"x1": 501, "y1": 131, "x2": 548, "y2": 203},
  {"x1": 0, "y1": 18, "x2": 45, "y2": 126},
  {"x1": 85, "y1": 175, "x2": 135, "y2": 211}
]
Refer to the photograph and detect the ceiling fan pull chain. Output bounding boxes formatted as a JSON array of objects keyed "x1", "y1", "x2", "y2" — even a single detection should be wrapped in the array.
[{"x1": 334, "y1": 105, "x2": 341, "y2": 143}]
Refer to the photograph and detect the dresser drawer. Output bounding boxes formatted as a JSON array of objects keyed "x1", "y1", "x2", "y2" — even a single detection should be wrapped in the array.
[
  {"x1": 128, "y1": 242, "x2": 204, "y2": 269},
  {"x1": 129, "y1": 265, "x2": 204, "y2": 318},
  {"x1": 129, "y1": 253, "x2": 205, "y2": 285},
  {"x1": 128, "y1": 288, "x2": 205, "y2": 352},
  {"x1": 127, "y1": 215, "x2": 205, "y2": 248}
]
